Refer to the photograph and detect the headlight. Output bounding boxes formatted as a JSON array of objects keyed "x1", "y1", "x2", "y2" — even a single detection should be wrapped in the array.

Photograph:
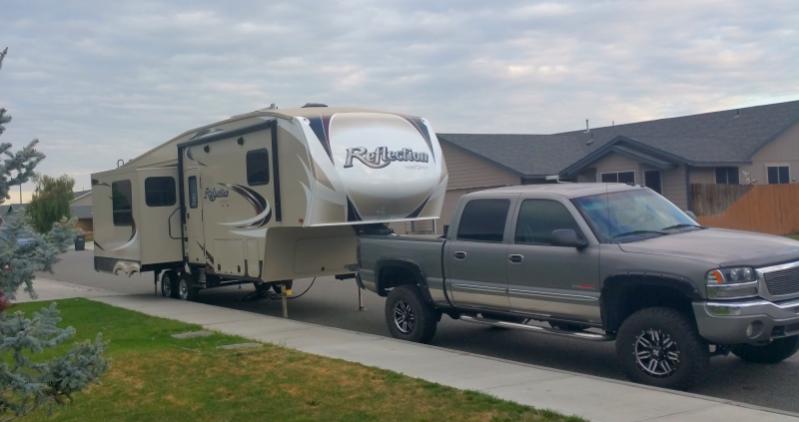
[
  {"x1": 706, "y1": 267, "x2": 757, "y2": 284},
  {"x1": 706, "y1": 267, "x2": 759, "y2": 299}
]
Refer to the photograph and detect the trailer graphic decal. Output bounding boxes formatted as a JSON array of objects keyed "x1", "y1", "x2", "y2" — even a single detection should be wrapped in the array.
[
  {"x1": 217, "y1": 184, "x2": 272, "y2": 229},
  {"x1": 307, "y1": 115, "x2": 333, "y2": 162}
]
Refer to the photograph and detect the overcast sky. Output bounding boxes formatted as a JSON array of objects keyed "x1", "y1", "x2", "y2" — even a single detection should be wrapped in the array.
[{"x1": 1, "y1": 0, "x2": 798, "y2": 199}]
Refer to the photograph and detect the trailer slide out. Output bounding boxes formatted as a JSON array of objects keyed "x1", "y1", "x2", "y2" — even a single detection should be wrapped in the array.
[{"x1": 91, "y1": 105, "x2": 448, "y2": 298}]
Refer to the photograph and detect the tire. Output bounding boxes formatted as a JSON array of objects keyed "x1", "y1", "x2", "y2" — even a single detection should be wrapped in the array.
[
  {"x1": 731, "y1": 336, "x2": 799, "y2": 364},
  {"x1": 616, "y1": 307, "x2": 709, "y2": 390},
  {"x1": 161, "y1": 271, "x2": 179, "y2": 299},
  {"x1": 177, "y1": 275, "x2": 199, "y2": 301},
  {"x1": 385, "y1": 285, "x2": 438, "y2": 343}
]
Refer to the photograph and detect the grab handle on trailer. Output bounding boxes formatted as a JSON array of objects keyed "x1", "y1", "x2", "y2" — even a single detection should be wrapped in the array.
[{"x1": 167, "y1": 207, "x2": 184, "y2": 240}]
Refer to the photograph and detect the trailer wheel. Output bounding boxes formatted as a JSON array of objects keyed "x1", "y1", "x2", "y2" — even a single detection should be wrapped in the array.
[
  {"x1": 161, "y1": 271, "x2": 179, "y2": 299},
  {"x1": 385, "y1": 285, "x2": 438, "y2": 343},
  {"x1": 177, "y1": 275, "x2": 199, "y2": 301}
]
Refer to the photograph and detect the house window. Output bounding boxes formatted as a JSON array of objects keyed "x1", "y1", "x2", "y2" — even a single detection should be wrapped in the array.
[
  {"x1": 144, "y1": 177, "x2": 176, "y2": 207},
  {"x1": 600, "y1": 171, "x2": 635, "y2": 185},
  {"x1": 767, "y1": 165, "x2": 790, "y2": 184},
  {"x1": 246, "y1": 149, "x2": 270, "y2": 186},
  {"x1": 644, "y1": 170, "x2": 662, "y2": 193},
  {"x1": 715, "y1": 167, "x2": 739, "y2": 185},
  {"x1": 457, "y1": 199, "x2": 510, "y2": 242},
  {"x1": 111, "y1": 180, "x2": 133, "y2": 226}
]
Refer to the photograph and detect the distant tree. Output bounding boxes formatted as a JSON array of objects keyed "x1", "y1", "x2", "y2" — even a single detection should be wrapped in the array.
[
  {"x1": 26, "y1": 175, "x2": 75, "y2": 233},
  {"x1": 0, "y1": 46, "x2": 106, "y2": 420}
]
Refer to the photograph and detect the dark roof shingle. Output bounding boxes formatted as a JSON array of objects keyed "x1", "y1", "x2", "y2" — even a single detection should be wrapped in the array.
[{"x1": 439, "y1": 100, "x2": 799, "y2": 177}]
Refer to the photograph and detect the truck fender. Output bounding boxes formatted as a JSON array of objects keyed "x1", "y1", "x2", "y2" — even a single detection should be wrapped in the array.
[
  {"x1": 375, "y1": 259, "x2": 435, "y2": 305},
  {"x1": 600, "y1": 273, "x2": 703, "y2": 333}
]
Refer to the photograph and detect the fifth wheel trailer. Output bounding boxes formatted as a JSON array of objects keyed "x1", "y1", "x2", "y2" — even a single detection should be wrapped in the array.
[{"x1": 91, "y1": 105, "x2": 448, "y2": 299}]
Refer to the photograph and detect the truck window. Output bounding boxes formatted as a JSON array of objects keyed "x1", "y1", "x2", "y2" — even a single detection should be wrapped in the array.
[
  {"x1": 457, "y1": 199, "x2": 509, "y2": 242},
  {"x1": 515, "y1": 199, "x2": 582, "y2": 245},
  {"x1": 246, "y1": 149, "x2": 270, "y2": 186},
  {"x1": 188, "y1": 176, "x2": 198, "y2": 209},
  {"x1": 111, "y1": 180, "x2": 133, "y2": 226},
  {"x1": 144, "y1": 177, "x2": 176, "y2": 207}
]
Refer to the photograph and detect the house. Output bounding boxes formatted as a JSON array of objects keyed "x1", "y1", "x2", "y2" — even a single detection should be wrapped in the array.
[
  {"x1": 70, "y1": 189, "x2": 93, "y2": 233},
  {"x1": 432, "y1": 100, "x2": 799, "y2": 230}
]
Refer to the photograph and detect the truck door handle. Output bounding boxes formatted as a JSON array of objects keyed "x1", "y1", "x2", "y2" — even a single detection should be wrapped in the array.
[
  {"x1": 508, "y1": 254, "x2": 524, "y2": 263},
  {"x1": 453, "y1": 251, "x2": 467, "y2": 260}
]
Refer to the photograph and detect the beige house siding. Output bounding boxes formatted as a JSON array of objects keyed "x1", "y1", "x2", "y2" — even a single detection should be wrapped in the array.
[
  {"x1": 689, "y1": 168, "x2": 716, "y2": 184},
  {"x1": 663, "y1": 165, "x2": 688, "y2": 209},
  {"x1": 590, "y1": 153, "x2": 642, "y2": 183},
  {"x1": 440, "y1": 141, "x2": 520, "y2": 190},
  {"x1": 575, "y1": 153, "x2": 689, "y2": 209},
  {"x1": 744, "y1": 122, "x2": 799, "y2": 184}
]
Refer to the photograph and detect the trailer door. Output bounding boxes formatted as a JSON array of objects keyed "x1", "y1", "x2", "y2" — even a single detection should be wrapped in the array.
[{"x1": 183, "y1": 168, "x2": 207, "y2": 265}]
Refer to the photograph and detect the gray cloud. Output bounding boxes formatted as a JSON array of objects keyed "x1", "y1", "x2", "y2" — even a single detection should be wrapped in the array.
[{"x1": 1, "y1": 0, "x2": 798, "y2": 191}]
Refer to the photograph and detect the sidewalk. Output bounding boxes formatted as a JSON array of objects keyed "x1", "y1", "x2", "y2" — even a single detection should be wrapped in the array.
[{"x1": 23, "y1": 278, "x2": 799, "y2": 422}]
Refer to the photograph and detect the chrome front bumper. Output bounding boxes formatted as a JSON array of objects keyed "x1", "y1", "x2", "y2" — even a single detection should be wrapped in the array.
[{"x1": 693, "y1": 298, "x2": 799, "y2": 344}]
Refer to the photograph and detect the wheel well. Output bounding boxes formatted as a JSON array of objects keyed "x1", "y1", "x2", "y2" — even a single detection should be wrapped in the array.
[
  {"x1": 377, "y1": 263, "x2": 422, "y2": 296},
  {"x1": 601, "y1": 275, "x2": 698, "y2": 333}
]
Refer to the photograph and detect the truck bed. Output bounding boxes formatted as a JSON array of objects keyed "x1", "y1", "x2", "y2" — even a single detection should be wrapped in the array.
[{"x1": 357, "y1": 233, "x2": 446, "y2": 295}]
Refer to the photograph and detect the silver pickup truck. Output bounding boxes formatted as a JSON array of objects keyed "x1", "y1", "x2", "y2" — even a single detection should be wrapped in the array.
[{"x1": 357, "y1": 183, "x2": 799, "y2": 389}]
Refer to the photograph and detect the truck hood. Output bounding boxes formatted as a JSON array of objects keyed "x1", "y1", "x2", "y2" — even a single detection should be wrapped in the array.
[{"x1": 618, "y1": 228, "x2": 799, "y2": 267}]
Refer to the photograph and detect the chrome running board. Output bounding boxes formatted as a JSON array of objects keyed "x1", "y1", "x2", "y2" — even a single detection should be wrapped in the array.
[{"x1": 459, "y1": 315, "x2": 614, "y2": 342}]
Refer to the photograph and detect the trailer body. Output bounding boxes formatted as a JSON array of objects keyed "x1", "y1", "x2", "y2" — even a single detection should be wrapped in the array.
[{"x1": 92, "y1": 106, "x2": 447, "y2": 285}]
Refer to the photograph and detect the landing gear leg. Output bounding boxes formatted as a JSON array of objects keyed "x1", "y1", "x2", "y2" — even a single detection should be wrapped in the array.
[
  {"x1": 281, "y1": 284, "x2": 289, "y2": 318},
  {"x1": 357, "y1": 282, "x2": 365, "y2": 311}
]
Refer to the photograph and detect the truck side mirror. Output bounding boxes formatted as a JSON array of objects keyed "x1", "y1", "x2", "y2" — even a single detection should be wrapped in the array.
[{"x1": 551, "y1": 229, "x2": 588, "y2": 249}]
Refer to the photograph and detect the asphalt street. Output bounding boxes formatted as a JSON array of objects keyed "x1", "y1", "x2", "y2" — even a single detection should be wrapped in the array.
[{"x1": 38, "y1": 250, "x2": 799, "y2": 413}]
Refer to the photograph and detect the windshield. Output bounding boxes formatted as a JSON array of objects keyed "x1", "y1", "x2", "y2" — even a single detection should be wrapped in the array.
[{"x1": 572, "y1": 188, "x2": 699, "y2": 243}]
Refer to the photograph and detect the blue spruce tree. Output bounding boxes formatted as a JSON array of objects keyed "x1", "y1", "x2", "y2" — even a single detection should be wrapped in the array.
[{"x1": 0, "y1": 46, "x2": 106, "y2": 419}]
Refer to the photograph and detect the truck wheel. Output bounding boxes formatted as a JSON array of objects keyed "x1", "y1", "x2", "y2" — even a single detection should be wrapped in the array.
[
  {"x1": 731, "y1": 336, "x2": 799, "y2": 364},
  {"x1": 177, "y1": 276, "x2": 199, "y2": 301},
  {"x1": 616, "y1": 307, "x2": 709, "y2": 390},
  {"x1": 385, "y1": 285, "x2": 438, "y2": 343},
  {"x1": 161, "y1": 271, "x2": 179, "y2": 299}
]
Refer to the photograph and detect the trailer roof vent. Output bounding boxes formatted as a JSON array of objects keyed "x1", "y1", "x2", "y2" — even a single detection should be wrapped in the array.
[{"x1": 301, "y1": 103, "x2": 328, "y2": 108}]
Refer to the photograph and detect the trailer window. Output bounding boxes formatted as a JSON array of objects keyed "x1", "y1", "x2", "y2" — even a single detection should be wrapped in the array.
[
  {"x1": 188, "y1": 176, "x2": 198, "y2": 209},
  {"x1": 112, "y1": 180, "x2": 133, "y2": 226},
  {"x1": 246, "y1": 149, "x2": 270, "y2": 186},
  {"x1": 145, "y1": 177, "x2": 176, "y2": 207}
]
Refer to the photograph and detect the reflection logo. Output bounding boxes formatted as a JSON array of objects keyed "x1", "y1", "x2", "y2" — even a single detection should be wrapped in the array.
[{"x1": 344, "y1": 147, "x2": 429, "y2": 169}]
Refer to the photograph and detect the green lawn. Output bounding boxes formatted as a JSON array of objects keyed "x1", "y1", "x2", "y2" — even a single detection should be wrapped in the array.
[
  {"x1": 789, "y1": 233, "x2": 799, "y2": 241},
  {"x1": 9, "y1": 299, "x2": 580, "y2": 422}
]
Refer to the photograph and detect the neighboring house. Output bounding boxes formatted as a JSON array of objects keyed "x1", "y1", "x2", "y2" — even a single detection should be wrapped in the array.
[
  {"x1": 431, "y1": 100, "x2": 799, "y2": 231},
  {"x1": 70, "y1": 189, "x2": 93, "y2": 233}
]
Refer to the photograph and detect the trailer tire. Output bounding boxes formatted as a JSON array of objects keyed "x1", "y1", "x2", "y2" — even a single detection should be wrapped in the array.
[
  {"x1": 616, "y1": 307, "x2": 709, "y2": 390},
  {"x1": 161, "y1": 271, "x2": 179, "y2": 299},
  {"x1": 385, "y1": 285, "x2": 438, "y2": 343},
  {"x1": 177, "y1": 276, "x2": 199, "y2": 301},
  {"x1": 731, "y1": 336, "x2": 799, "y2": 364}
]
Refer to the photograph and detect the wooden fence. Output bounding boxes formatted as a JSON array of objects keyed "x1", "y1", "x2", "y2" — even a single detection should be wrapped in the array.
[
  {"x1": 696, "y1": 184, "x2": 799, "y2": 235},
  {"x1": 690, "y1": 183, "x2": 752, "y2": 216}
]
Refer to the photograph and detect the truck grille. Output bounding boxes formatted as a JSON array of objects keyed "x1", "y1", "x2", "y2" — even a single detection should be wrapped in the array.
[{"x1": 764, "y1": 265, "x2": 799, "y2": 296}]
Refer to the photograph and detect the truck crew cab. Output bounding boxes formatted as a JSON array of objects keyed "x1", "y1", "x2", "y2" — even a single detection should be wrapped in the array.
[{"x1": 357, "y1": 183, "x2": 799, "y2": 389}]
